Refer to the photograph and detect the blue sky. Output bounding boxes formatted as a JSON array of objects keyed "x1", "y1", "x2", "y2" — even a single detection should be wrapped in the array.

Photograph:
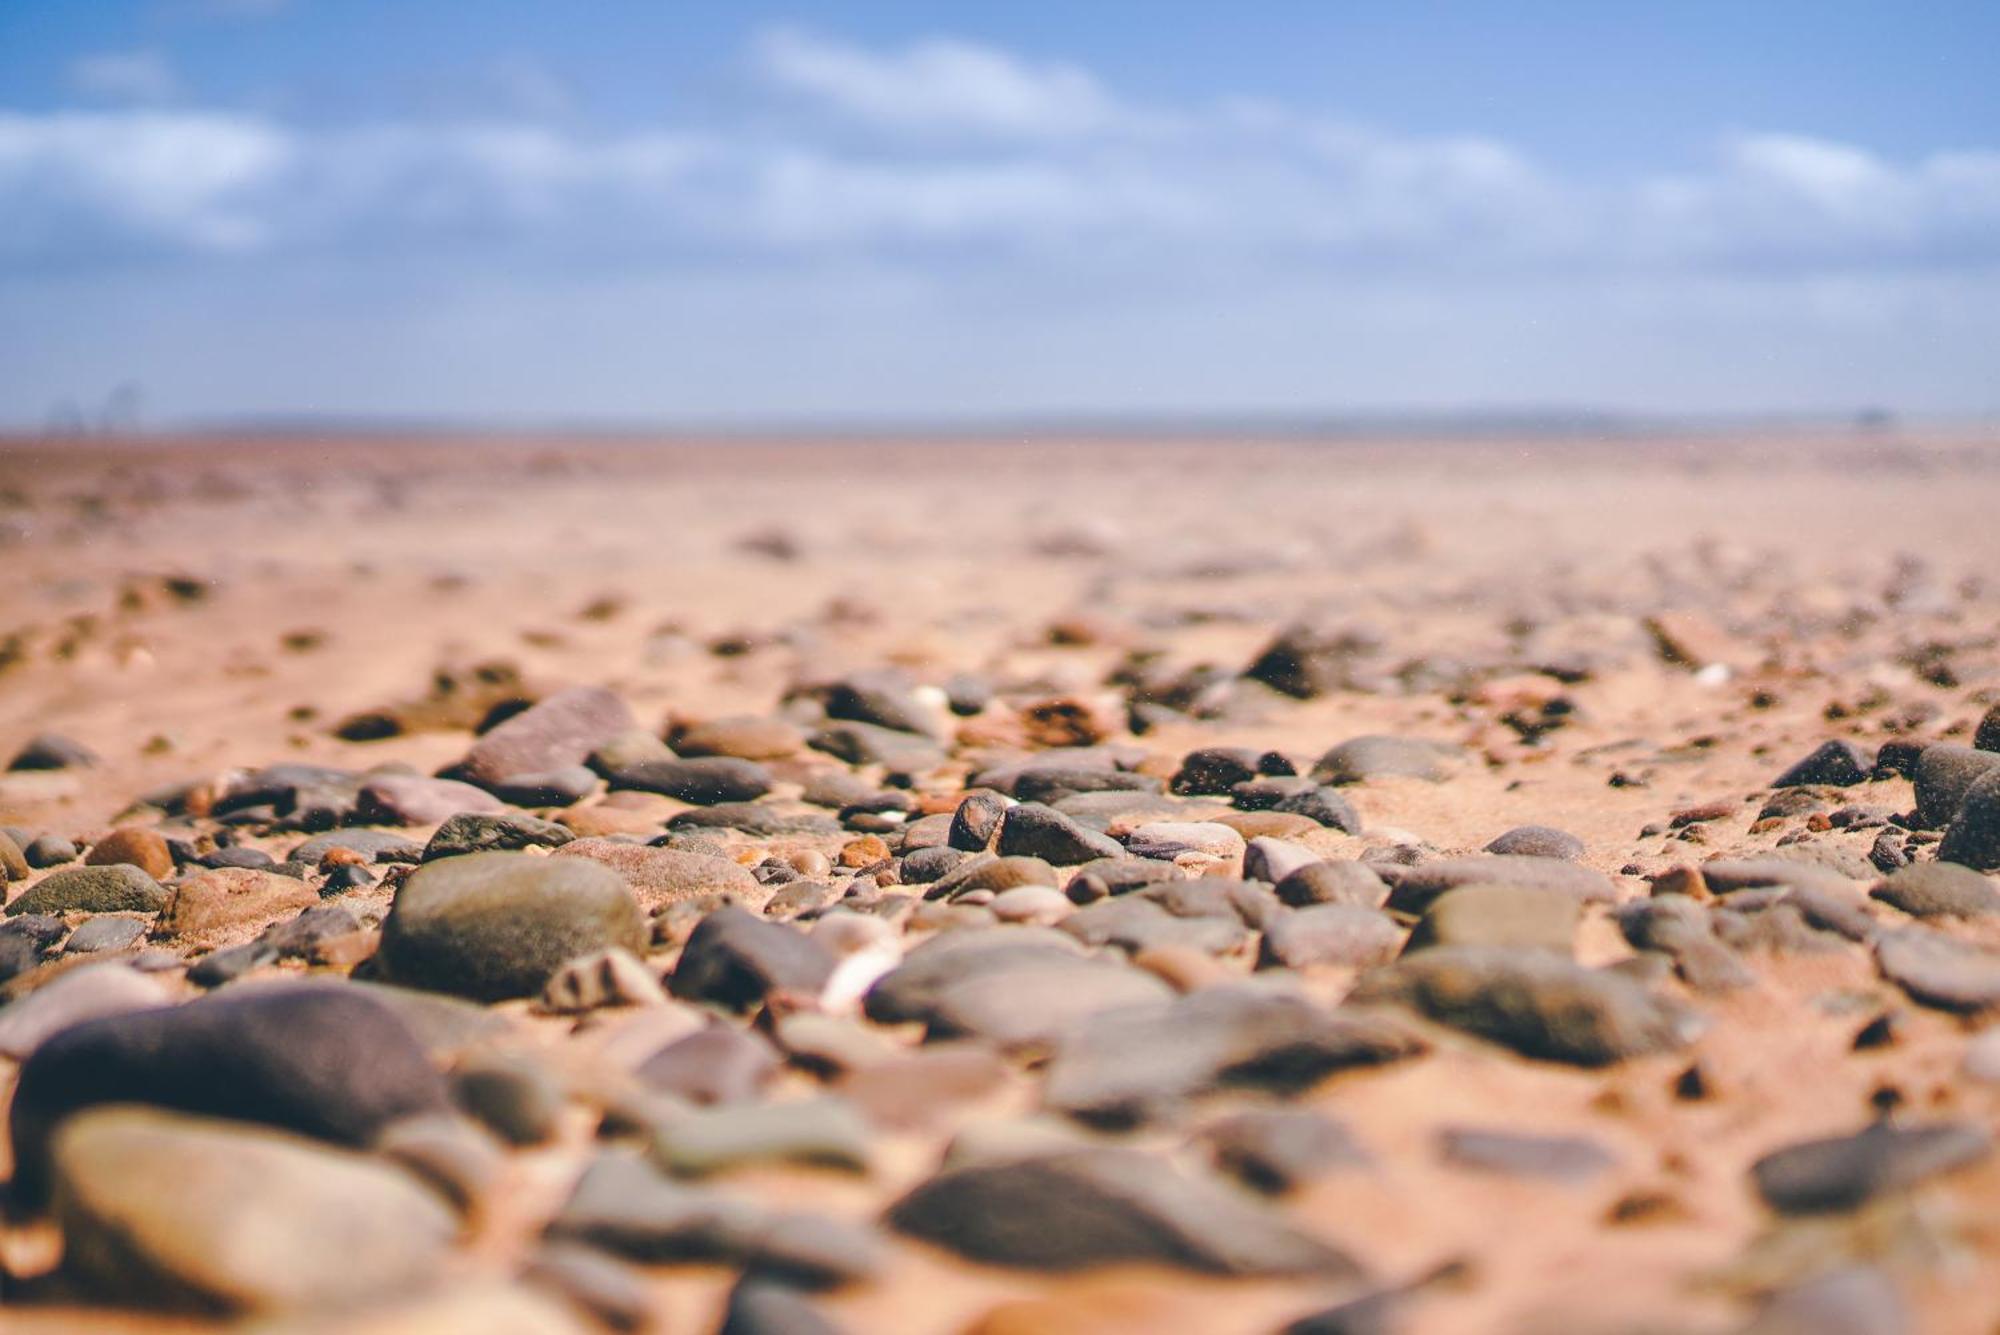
[{"x1": 2, "y1": 1, "x2": 1997, "y2": 427}]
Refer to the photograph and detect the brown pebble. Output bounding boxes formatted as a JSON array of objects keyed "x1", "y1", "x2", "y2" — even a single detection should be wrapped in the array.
[{"x1": 84, "y1": 827, "x2": 175, "y2": 880}]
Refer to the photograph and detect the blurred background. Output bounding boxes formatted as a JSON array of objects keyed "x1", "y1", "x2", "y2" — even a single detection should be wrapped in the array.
[{"x1": 1, "y1": 0, "x2": 1996, "y2": 432}]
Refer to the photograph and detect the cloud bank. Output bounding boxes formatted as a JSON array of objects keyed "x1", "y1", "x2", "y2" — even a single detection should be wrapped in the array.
[{"x1": 2, "y1": 26, "x2": 1996, "y2": 420}]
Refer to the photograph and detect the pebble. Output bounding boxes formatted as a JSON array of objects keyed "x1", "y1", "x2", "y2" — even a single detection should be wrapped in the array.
[
  {"x1": 492, "y1": 765, "x2": 601, "y2": 807},
  {"x1": 24, "y1": 833, "x2": 79, "y2": 867},
  {"x1": 155, "y1": 866, "x2": 319, "y2": 945},
  {"x1": 6, "y1": 863, "x2": 168, "y2": 916},
  {"x1": 378, "y1": 851, "x2": 646, "y2": 1001},
  {"x1": 637, "y1": 1023, "x2": 781, "y2": 1105},
  {"x1": 1170, "y1": 747, "x2": 1288, "y2": 795},
  {"x1": 356, "y1": 773, "x2": 506, "y2": 825},
  {"x1": 1771, "y1": 740, "x2": 1875, "y2": 787},
  {"x1": 1403, "y1": 883, "x2": 1579, "y2": 956},
  {"x1": 649, "y1": 1097, "x2": 872, "y2": 1177},
  {"x1": 1936, "y1": 768, "x2": 2000, "y2": 869},
  {"x1": 1042, "y1": 986, "x2": 1424, "y2": 1126},
  {"x1": 548, "y1": 1149, "x2": 883, "y2": 1285},
  {"x1": 462, "y1": 684, "x2": 639, "y2": 788},
  {"x1": 523, "y1": 1243, "x2": 657, "y2": 1333},
  {"x1": 51, "y1": 1105, "x2": 457, "y2": 1313},
  {"x1": 290, "y1": 828, "x2": 425, "y2": 864},
  {"x1": 0, "y1": 961, "x2": 169, "y2": 1059},
  {"x1": 1201, "y1": 1109, "x2": 1369, "y2": 1193},
  {"x1": 1380, "y1": 855, "x2": 1615, "y2": 914},
  {"x1": 887, "y1": 1146, "x2": 1363, "y2": 1276},
  {"x1": 8, "y1": 732, "x2": 99, "y2": 770},
  {"x1": 1483, "y1": 825, "x2": 1586, "y2": 860},
  {"x1": 1123, "y1": 820, "x2": 1246, "y2": 865},
  {"x1": 1348, "y1": 946, "x2": 1701, "y2": 1065},
  {"x1": 1911, "y1": 743, "x2": 2000, "y2": 828},
  {"x1": 1750, "y1": 1120, "x2": 1991, "y2": 1213},
  {"x1": 451, "y1": 1050, "x2": 566, "y2": 1145},
  {"x1": 720, "y1": 1280, "x2": 841, "y2": 1335},
  {"x1": 672, "y1": 715, "x2": 807, "y2": 761},
  {"x1": 995, "y1": 802, "x2": 1125, "y2": 865},
  {"x1": 1311, "y1": 735, "x2": 1462, "y2": 785},
  {"x1": 1274, "y1": 860, "x2": 1389, "y2": 908},
  {"x1": 10, "y1": 981, "x2": 448, "y2": 1204},
  {"x1": 541, "y1": 946, "x2": 668, "y2": 1012},
  {"x1": 1869, "y1": 861, "x2": 2000, "y2": 918},
  {"x1": 424, "y1": 810, "x2": 575, "y2": 859},
  {"x1": 63, "y1": 913, "x2": 149, "y2": 953},
  {"x1": 602, "y1": 755, "x2": 775, "y2": 805},
  {"x1": 1438, "y1": 1126, "x2": 1615, "y2": 1182},
  {"x1": 1259, "y1": 904, "x2": 1404, "y2": 969},
  {"x1": 669, "y1": 906, "x2": 837, "y2": 1010},
  {"x1": 83, "y1": 826, "x2": 177, "y2": 878},
  {"x1": 1873, "y1": 927, "x2": 2000, "y2": 1011},
  {"x1": 553, "y1": 837, "x2": 763, "y2": 911}
]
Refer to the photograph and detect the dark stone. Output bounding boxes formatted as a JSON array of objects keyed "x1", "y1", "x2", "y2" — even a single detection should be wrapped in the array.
[
  {"x1": 887, "y1": 1147, "x2": 1363, "y2": 1276},
  {"x1": 1912, "y1": 744, "x2": 2000, "y2": 828},
  {"x1": 1244, "y1": 621, "x2": 1383, "y2": 699},
  {"x1": 808, "y1": 721, "x2": 945, "y2": 769},
  {"x1": 63, "y1": 915, "x2": 148, "y2": 954},
  {"x1": 720, "y1": 1279, "x2": 841, "y2": 1335},
  {"x1": 1773, "y1": 740, "x2": 1876, "y2": 788},
  {"x1": 1013, "y1": 767, "x2": 1162, "y2": 805},
  {"x1": 1172, "y1": 748, "x2": 1291, "y2": 796},
  {"x1": 1274, "y1": 861, "x2": 1389, "y2": 908},
  {"x1": 259, "y1": 903, "x2": 365, "y2": 958},
  {"x1": 9, "y1": 981, "x2": 449, "y2": 1204},
  {"x1": 1064, "y1": 858, "x2": 1181, "y2": 903},
  {"x1": 1751, "y1": 1121, "x2": 1991, "y2": 1214},
  {"x1": 197, "y1": 845, "x2": 277, "y2": 870},
  {"x1": 603, "y1": 756, "x2": 774, "y2": 805},
  {"x1": 1274, "y1": 786, "x2": 1364, "y2": 834},
  {"x1": 187, "y1": 941, "x2": 279, "y2": 987},
  {"x1": 669, "y1": 907, "x2": 836, "y2": 1011},
  {"x1": 1937, "y1": 769, "x2": 2000, "y2": 869},
  {"x1": 995, "y1": 803, "x2": 1124, "y2": 865},
  {"x1": 8, "y1": 733, "x2": 98, "y2": 771},
  {"x1": 423, "y1": 810, "x2": 575, "y2": 860},
  {"x1": 491, "y1": 766, "x2": 599, "y2": 807}
]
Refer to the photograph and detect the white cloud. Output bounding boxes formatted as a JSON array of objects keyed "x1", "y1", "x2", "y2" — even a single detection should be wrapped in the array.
[
  {"x1": 4, "y1": 29, "x2": 1998, "y2": 286},
  {"x1": 752, "y1": 26, "x2": 1136, "y2": 138},
  {"x1": 70, "y1": 50, "x2": 180, "y2": 104}
]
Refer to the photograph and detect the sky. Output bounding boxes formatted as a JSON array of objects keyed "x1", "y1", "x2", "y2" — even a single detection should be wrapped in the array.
[{"x1": 1, "y1": 1, "x2": 1997, "y2": 429}]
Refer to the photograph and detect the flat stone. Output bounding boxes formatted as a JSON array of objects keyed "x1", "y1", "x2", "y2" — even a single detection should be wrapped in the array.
[
  {"x1": 1438, "y1": 1127, "x2": 1615, "y2": 1182},
  {"x1": 1311, "y1": 735, "x2": 1462, "y2": 786},
  {"x1": 650, "y1": 1098, "x2": 871, "y2": 1177},
  {"x1": 63, "y1": 915, "x2": 149, "y2": 953},
  {"x1": 289, "y1": 829, "x2": 425, "y2": 865},
  {"x1": 1201, "y1": 1109, "x2": 1368, "y2": 1194},
  {"x1": 155, "y1": 867, "x2": 319, "y2": 946},
  {"x1": 672, "y1": 716, "x2": 806, "y2": 761},
  {"x1": 1042, "y1": 986, "x2": 1424, "y2": 1126},
  {"x1": 548, "y1": 1149, "x2": 883, "y2": 1286},
  {"x1": 51, "y1": 1106, "x2": 457, "y2": 1314},
  {"x1": 1874, "y1": 927, "x2": 2000, "y2": 1011},
  {"x1": 602, "y1": 756, "x2": 775, "y2": 805},
  {"x1": 1380, "y1": 856, "x2": 1614, "y2": 914},
  {"x1": 1403, "y1": 882, "x2": 1579, "y2": 956},
  {"x1": 553, "y1": 837, "x2": 763, "y2": 912},
  {"x1": 1061, "y1": 897, "x2": 1250, "y2": 956},
  {"x1": 637, "y1": 1023, "x2": 780, "y2": 1105},
  {"x1": 865, "y1": 929, "x2": 1170, "y2": 1051},
  {"x1": 1123, "y1": 820, "x2": 1247, "y2": 865},
  {"x1": 1347, "y1": 946, "x2": 1701, "y2": 1065},
  {"x1": 425, "y1": 811, "x2": 575, "y2": 859},
  {"x1": 1751, "y1": 1121, "x2": 1991, "y2": 1214},
  {"x1": 8, "y1": 864, "x2": 168, "y2": 917},
  {"x1": 356, "y1": 773, "x2": 505, "y2": 825},
  {"x1": 463, "y1": 685, "x2": 639, "y2": 788},
  {"x1": 491, "y1": 766, "x2": 601, "y2": 808},
  {"x1": 9, "y1": 732, "x2": 98, "y2": 770},
  {"x1": 11, "y1": 981, "x2": 449, "y2": 1205},
  {"x1": 887, "y1": 1147, "x2": 1363, "y2": 1276},
  {"x1": 1259, "y1": 905, "x2": 1404, "y2": 969},
  {"x1": 1870, "y1": 862, "x2": 2000, "y2": 918},
  {"x1": 379, "y1": 851, "x2": 645, "y2": 1001},
  {"x1": 0, "y1": 962, "x2": 169, "y2": 1059}
]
